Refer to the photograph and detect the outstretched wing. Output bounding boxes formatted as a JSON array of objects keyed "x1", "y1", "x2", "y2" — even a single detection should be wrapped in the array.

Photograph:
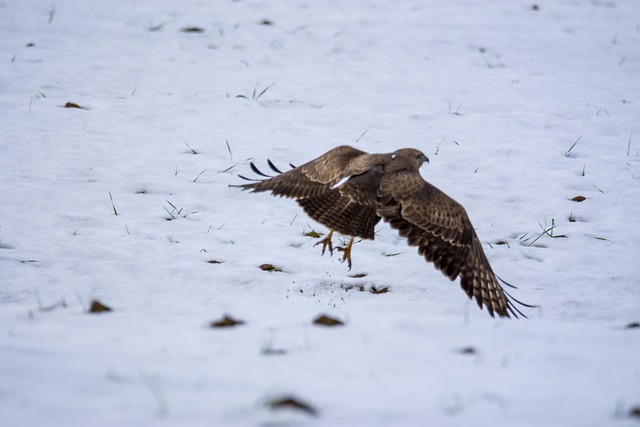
[
  {"x1": 238, "y1": 145, "x2": 382, "y2": 239},
  {"x1": 376, "y1": 170, "x2": 527, "y2": 318},
  {"x1": 239, "y1": 145, "x2": 368, "y2": 199}
]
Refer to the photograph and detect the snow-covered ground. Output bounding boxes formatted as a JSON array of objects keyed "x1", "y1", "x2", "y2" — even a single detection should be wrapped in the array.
[{"x1": 1, "y1": 0, "x2": 639, "y2": 425}]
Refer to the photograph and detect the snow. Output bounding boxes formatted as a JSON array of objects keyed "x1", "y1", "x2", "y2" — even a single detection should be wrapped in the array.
[{"x1": 1, "y1": 0, "x2": 639, "y2": 425}]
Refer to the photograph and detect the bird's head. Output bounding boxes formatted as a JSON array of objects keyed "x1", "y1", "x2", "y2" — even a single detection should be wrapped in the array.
[{"x1": 391, "y1": 148, "x2": 429, "y2": 169}]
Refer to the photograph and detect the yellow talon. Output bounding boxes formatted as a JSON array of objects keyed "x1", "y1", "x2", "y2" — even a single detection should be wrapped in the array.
[
  {"x1": 337, "y1": 236, "x2": 355, "y2": 270},
  {"x1": 314, "y1": 229, "x2": 334, "y2": 256}
]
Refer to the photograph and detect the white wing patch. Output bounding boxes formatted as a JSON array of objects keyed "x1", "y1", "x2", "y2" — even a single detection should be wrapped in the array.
[{"x1": 331, "y1": 176, "x2": 352, "y2": 189}]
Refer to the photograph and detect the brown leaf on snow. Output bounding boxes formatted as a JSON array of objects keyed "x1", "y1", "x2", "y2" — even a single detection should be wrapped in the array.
[
  {"x1": 267, "y1": 395, "x2": 318, "y2": 416},
  {"x1": 88, "y1": 299, "x2": 112, "y2": 313},
  {"x1": 210, "y1": 315, "x2": 244, "y2": 328},
  {"x1": 63, "y1": 102, "x2": 87, "y2": 109},
  {"x1": 312, "y1": 314, "x2": 344, "y2": 327},
  {"x1": 259, "y1": 263, "x2": 282, "y2": 272},
  {"x1": 181, "y1": 26, "x2": 204, "y2": 33},
  {"x1": 348, "y1": 273, "x2": 367, "y2": 278}
]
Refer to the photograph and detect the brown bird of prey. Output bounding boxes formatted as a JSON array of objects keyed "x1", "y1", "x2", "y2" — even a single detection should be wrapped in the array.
[{"x1": 237, "y1": 145, "x2": 532, "y2": 318}]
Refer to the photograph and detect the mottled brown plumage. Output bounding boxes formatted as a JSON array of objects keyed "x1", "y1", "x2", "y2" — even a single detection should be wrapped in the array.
[{"x1": 238, "y1": 145, "x2": 531, "y2": 318}]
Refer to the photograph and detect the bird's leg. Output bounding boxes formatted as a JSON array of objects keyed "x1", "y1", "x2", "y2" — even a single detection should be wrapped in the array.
[
  {"x1": 337, "y1": 236, "x2": 355, "y2": 270},
  {"x1": 313, "y1": 229, "x2": 334, "y2": 256}
]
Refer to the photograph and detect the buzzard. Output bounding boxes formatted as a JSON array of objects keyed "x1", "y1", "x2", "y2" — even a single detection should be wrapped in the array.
[{"x1": 237, "y1": 145, "x2": 532, "y2": 318}]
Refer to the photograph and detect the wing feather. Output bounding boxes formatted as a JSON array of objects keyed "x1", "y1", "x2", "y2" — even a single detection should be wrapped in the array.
[
  {"x1": 377, "y1": 170, "x2": 514, "y2": 318},
  {"x1": 240, "y1": 145, "x2": 368, "y2": 199},
  {"x1": 240, "y1": 146, "x2": 381, "y2": 240}
]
